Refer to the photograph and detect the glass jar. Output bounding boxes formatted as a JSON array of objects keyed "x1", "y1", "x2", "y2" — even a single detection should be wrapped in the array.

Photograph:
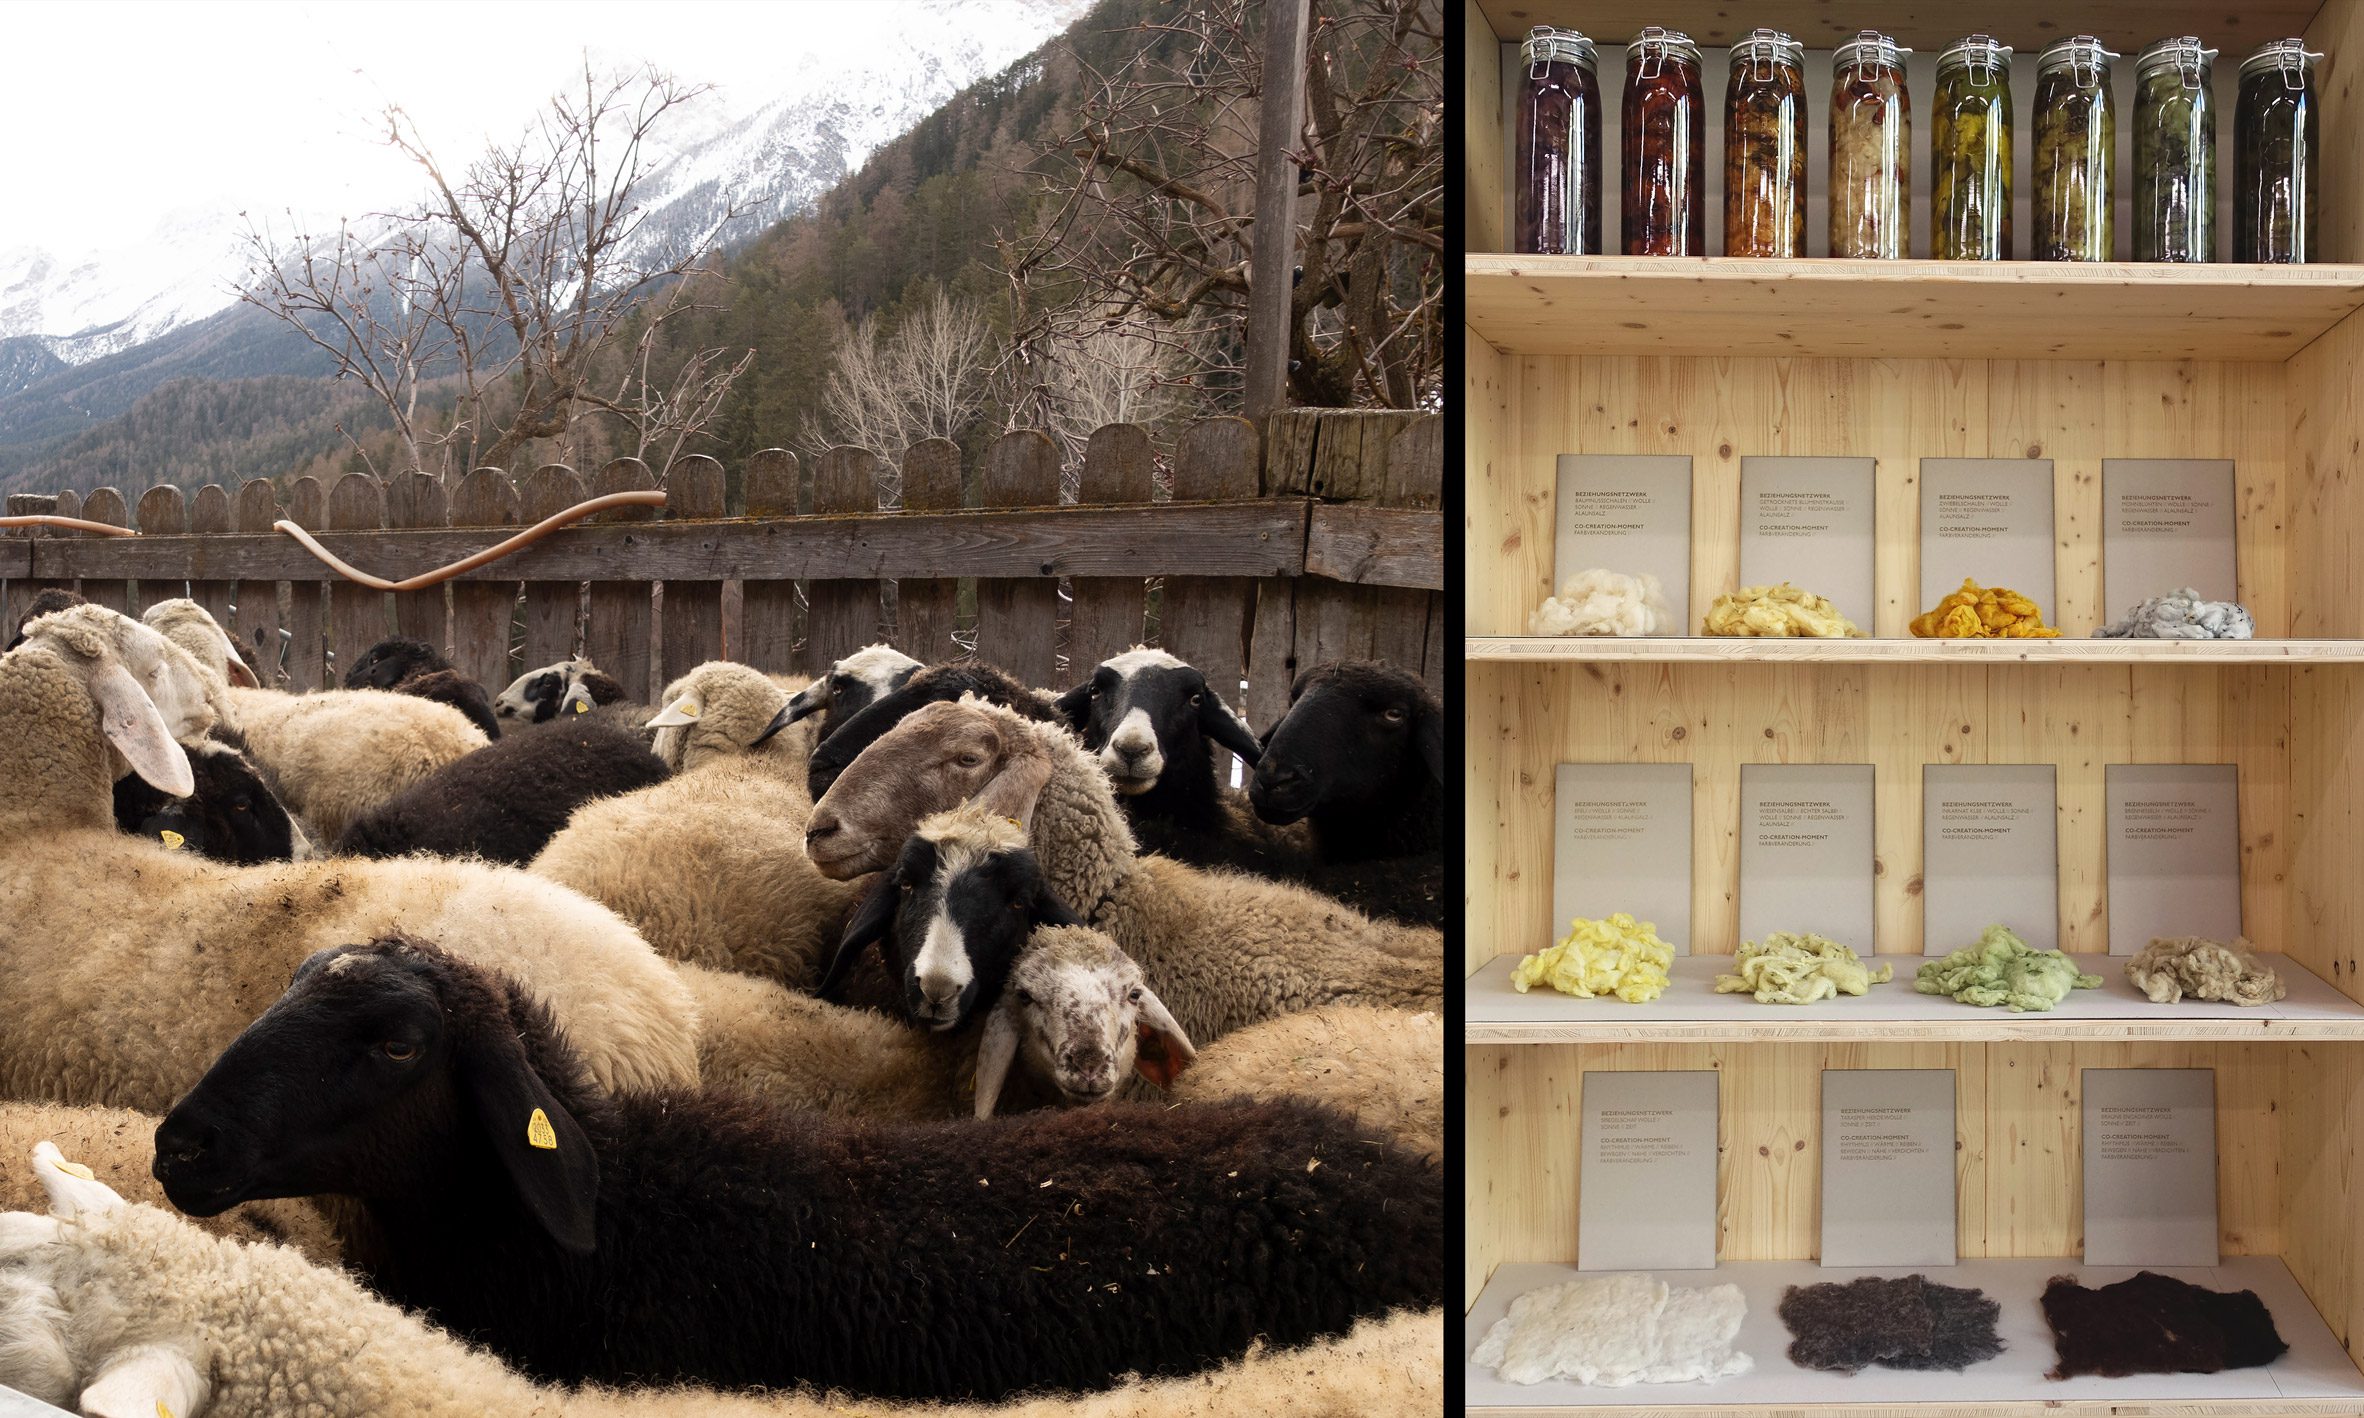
[
  {"x1": 1829, "y1": 30, "x2": 1912, "y2": 259},
  {"x1": 2236, "y1": 38, "x2": 2322, "y2": 263},
  {"x1": 1931, "y1": 35, "x2": 2014, "y2": 260},
  {"x1": 1621, "y1": 26, "x2": 1706, "y2": 256},
  {"x1": 1723, "y1": 29, "x2": 1806, "y2": 257},
  {"x1": 2033, "y1": 36, "x2": 2119, "y2": 261},
  {"x1": 2133, "y1": 38, "x2": 2217, "y2": 261},
  {"x1": 1515, "y1": 27, "x2": 1601, "y2": 254}
]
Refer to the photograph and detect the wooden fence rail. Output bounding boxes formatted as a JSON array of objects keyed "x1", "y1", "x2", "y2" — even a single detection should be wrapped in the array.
[{"x1": 1, "y1": 413, "x2": 1442, "y2": 708}]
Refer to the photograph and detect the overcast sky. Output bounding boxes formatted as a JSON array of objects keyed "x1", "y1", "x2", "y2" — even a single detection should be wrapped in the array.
[{"x1": 0, "y1": 0, "x2": 947, "y2": 253}]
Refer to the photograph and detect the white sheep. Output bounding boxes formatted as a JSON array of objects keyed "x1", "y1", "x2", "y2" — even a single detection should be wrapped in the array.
[
  {"x1": 0, "y1": 1146, "x2": 1441, "y2": 1417},
  {"x1": 805, "y1": 696, "x2": 1444, "y2": 1045},
  {"x1": 1169, "y1": 1005, "x2": 1441, "y2": 1162},
  {"x1": 223, "y1": 684, "x2": 488, "y2": 842},
  {"x1": 0, "y1": 605, "x2": 700, "y2": 1111}
]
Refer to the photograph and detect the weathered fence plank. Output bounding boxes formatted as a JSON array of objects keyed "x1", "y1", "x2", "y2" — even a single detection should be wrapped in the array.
[
  {"x1": 1374, "y1": 415, "x2": 1443, "y2": 695},
  {"x1": 282, "y1": 478, "x2": 328, "y2": 690},
  {"x1": 77, "y1": 488, "x2": 130, "y2": 616},
  {"x1": 1302, "y1": 504, "x2": 1444, "y2": 589},
  {"x1": 1064, "y1": 424, "x2": 1154, "y2": 675},
  {"x1": 804, "y1": 446, "x2": 880, "y2": 670},
  {"x1": 187, "y1": 484, "x2": 236, "y2": 637},
  {"x1": 232, "y1": 481, "x2": 284, "y2": 685},
  {"x1": 520, "y1": 465, "x2": 586, "y2": 671},
  {"x1": 3, "y1": 494, "x2": 58, "y2": 636},
  {"x1": 973, "y1": 430, "x2": 1062, "y2": 687},
  {"x1": 658, "y1": 456, "x2": 725, "y2": 687},
  {"x1": 132, "y1": 484, "x2": 186, "y2": 619},
  {"x1": 447, "y1": 470, "x2": 519, "y2": 693},
  {"x1": 739, "y1": 449, "x2": 800, "y2": 675},
  {"x1": 326, "y1": 473, "x2": 389, "y2": 677},
  {"x1": 894, "y1": 438, "x2": 963, "y2": 663},
  {"x1": 585, "y1": 458, "x2": 657, "y2": 701},
  {"x1": 1156, "y1": 417, "x2": 1261, "y2": 765},
  {"x1": 385, "y1": 472, "x2": 449, "y2": 652}
]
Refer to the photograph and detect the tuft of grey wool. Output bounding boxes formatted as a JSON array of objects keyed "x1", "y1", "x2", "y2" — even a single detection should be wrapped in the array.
[
  {"x1": 1779, "y1": 1273, "x2": 2006, "y2": 1375},
  {"x1": 2093, "y1": 589, "x2": 2255, "y2": 639}
]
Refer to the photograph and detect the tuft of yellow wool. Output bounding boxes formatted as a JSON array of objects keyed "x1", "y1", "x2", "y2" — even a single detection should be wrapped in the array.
[
  {"x1": 1911, "y1": 579, "x2": 2062, "y2": 638},
  {"x1": 1713, "y1": 930, "x2": 1894, "y2": 1004},
  {"x1": 1510, "y1": 913, "x2": 1676, "y2": 1003},
  {"x1": 1700, "y1": 583, "x2": 1866, "y2": 638}
]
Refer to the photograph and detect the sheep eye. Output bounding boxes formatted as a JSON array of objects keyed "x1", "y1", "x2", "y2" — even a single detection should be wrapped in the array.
[
  {"x1": 957, "y1": 753, "x2": 984, "y2": 768},
  {"x1": 381, "y1": 1041, "x2": 418, "y2": 1062},
  {"x1": 1127, "y1": 987, "x2": 1143, "y2": 1003},
  {"x1": 1382, "y1": 707, "x2": 1407, "y2": 724},
  {"x1": 1013, "y1": 989, "x2": 1034, "y2": 1006},
  {"x1": 1188, "y1": 693, "x2": 1202, "y2": 706},
  {"x1": 899, "y1": 881, "x2": 915, "y2": 896}
]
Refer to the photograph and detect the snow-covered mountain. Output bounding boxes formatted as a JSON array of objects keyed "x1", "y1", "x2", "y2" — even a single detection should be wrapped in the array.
[{"x1": 0, "y1": 0, "x2": 1089, "y2": 370}]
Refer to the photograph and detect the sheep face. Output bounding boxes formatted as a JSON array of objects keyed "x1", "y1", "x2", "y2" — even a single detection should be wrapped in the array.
[
  {"x1": 804, "y1": 662, "x2": 1057, "y2": 801},
  {"x1": 1054, "y1": 647, "x2": 1261, "y2": 796},
  {"x1": 496, "y1": 658, "x2": 627, "y2": 723},
  {"x1": 114, "y1": 739, "x2": 313, "y2": 864},
  {"x1": 1249, "y1": 662, "x2": 1444, "y2": 826},
  {"x1": 766, "y1": 643, "x2": 922, "y2": 745},
  {"x1": 974, "y1": 926, "x2": 1195, "y2": 1115},
  {"x1": 141, "y1": 599, "x2": 261, "y2": 690},
  {"x1": 805, "y1": 699, "x2": 1052, "y2": 880},
  {"x1": 344, "y1": 637, "x2": 447, "y2": 692}
]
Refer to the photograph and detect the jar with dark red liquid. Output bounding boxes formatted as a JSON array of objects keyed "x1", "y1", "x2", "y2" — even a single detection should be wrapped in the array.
[
  {"x1": 1515, "y1": 26, "x2": 1601, "y2": 254},
  {"x1": 1622, "y1": 26, "x2": 1706, "y2": 256}
]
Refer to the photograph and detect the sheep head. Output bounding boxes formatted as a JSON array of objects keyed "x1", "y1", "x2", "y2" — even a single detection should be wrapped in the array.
[
  {"x1": 14, "y1": 605, "x2": 207, "y2": 798},
  {"x1": 974, "y1": 924, "x2": 1194, "y2": 1117},
  {"x1": 646, "y1": 661, "x2": 794, "y2": 771},
  {"x1": 804, "y1": 697, "x2": 1054, "y2": 879},
  {"x1": 140, "y1": 598, "x2": 259, "y2": 691},
  {"x1": 803, "y1": 660, "x2": 1059, "y2": 801},
  {"x1": 342, "y1": 636, "x2": 447, "y2": 692},
  {"x1": 495, "y1": 656, "x2": 627, "y2": 724},
  {"x1": 1250, "y1": 661, "x2": 1442, "y2": 827},
  {"x1": 1053, "y1": 646, "x2": 1261, "y2": 797},
  {"x1": 762, "y1": 642, "x2": 922, "y2": 745}
]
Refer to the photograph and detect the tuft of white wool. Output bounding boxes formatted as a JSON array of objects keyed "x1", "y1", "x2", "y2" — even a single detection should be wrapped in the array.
[
  {"x1": 1171, "y1": 1005, "x2": 1439, "y2": 1162},
  {"x1": 2093, "y1": 588, "x2": 2256, "y2": 640},
  {"x1": 1471, "y1": 1274, "x2": 1752, "y2": 1387},
  {"x1": 0, "y1": 1146, "x2": 1443, "y2": 1418},
  {"x1": 223, "y1": 685, "x2": 487, "y2": 842},
  {"x1": 1528, "y1": 570, "x2": 1673, "y2": 637}
]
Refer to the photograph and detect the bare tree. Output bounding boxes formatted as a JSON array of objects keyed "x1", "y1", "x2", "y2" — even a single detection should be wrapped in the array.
[
  {"x1": 809, "y1": 288, "x2": 994, "y2": 492},
  {"x1": 1003, "y1": 0, "x2": 1442, "y2": 411},
  {"x1": 240, "y1": 62, "x2": 753, "y2": 479}
]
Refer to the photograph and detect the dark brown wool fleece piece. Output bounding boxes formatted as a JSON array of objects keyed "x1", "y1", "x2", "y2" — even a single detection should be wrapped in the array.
[
  {"x1": 1780, "y1": 1274, "x2": 2006, "y2": 1374},
  {"x1": 2041, "y1": 1271, "x2": 2288, "y2": 1379}
]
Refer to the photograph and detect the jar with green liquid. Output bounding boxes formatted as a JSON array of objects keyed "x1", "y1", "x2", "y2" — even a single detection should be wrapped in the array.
[
  {"x1": 1931, "y1": 35, "x2": 2013, "y2": 260},
  {"x1": 2033, "y1": 35, "x2": 2119, "y2": 261},
  {"x1": 2133, "y1": 37, "x2": 2217, "y2": 262}
]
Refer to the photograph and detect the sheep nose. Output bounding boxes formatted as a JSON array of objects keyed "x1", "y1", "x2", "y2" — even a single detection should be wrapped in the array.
[
  {"x1": 154, "y1": 1119, "x2": 214, "y2": 1169},
  {"x1": 804, "y1": 813, "x2": 839, "y2": 851}
]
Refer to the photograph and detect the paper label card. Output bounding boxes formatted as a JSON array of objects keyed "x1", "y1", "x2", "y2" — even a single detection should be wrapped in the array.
[
  {"x1": 1554, "y1": 455, "x2": 1692, "y2": 634},
  {"x1": 2106, "y1": 764, "x2": 2242, "y2": 956},
  {"x1": 1821, "y1": 1070, "x2": 1958, "y2": 1268},
  {"x1": 1739, "y1": 457, "x2": 1876, "y2": 630},
  {"x1": 1555, "y1": 764, "x2": 1692, "y2": 954},
  {"x1": 1923, "y1": 765, "x2": 2059, "y2": 952},
  {"x1": 1919, "y1": 459, "x2": 2057, "y2": 621},
  {"x1": 2083, "y1": 1068, "x2": 2219, "y2": 1267},
  {"x1": 2102, "y1": 459, "x2": 2238, "y2": 617},
  {"x1": 1740, "y1": 764, "x2": 1874, "y2": 952},
  {"x1": 1580, "y1": 1070, "x2": 1719, "y2": 1272}
]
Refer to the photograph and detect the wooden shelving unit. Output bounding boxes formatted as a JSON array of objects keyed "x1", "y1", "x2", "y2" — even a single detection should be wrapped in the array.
[{"x1": 1463, "y1": 1, "x2": 2364, "y2": 1413}]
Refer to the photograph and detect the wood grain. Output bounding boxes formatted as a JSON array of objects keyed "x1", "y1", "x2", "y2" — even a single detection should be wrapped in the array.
[
  {"x1": 585, "y1": 458, "x2": 658, "y2": 701},
  {"x1": 231, "y1": 480, "x2": 283, "y2": 686},
  {"x1": 185, "y1": 484, "x2": 235, "y2": 637},
  {"x1": 1158, "y1": 418, "x2": 1262, "y2": 768},
  {"x1": 803, "y1": 446, "x2": 880, "y2": 671},
  {"x1": 383, "y1": 472, "x2": 448, "y2": 652},
  {"x1": 657, "y1": 455, "x2": 725, "y2": 687},
  {"x1": 281, "y1": 479, "x2": 326, "y2": 690},
  {"x1": 737, "y1": 448, "x2": 800, "y2": 674},
  {"x1": 518, "y1": 464, "x2": 585, "y2": 671},
  {"x1": 324, "y1": 473, "x2": 388, "y2": 677},
  {"x1": 1065, "y1": 422, "x2": 1155, "y2": 670},
  {"x1": 75, "y1": 487, "x2": 129, "y2": 615},
  {"x1": 893, "y1": 438, "x2": 964, "y2": 664},
  {"x1": 131, "y1": 483, "x2": 185, "y2": 618},
  {"x1": 1463, "y1": 0, "x2": 1505, "y2": 253},
  {"x1": 972, "y1": 430, "x2": 1063, "y2": 687},
  {"x1": 445, "y1": 469, "x2": 519, "y2": 694},
  {"x1": 1470, "y1": 0, "x2": 2321, "y2": 50}
]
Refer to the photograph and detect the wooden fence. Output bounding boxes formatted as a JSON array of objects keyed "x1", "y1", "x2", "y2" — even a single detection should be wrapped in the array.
[{"x1": 0, "y1": 411, "x2": 1440, "y2": 725}]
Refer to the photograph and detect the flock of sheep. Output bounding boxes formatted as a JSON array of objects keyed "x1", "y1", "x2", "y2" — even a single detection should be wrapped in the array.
[{"x1": 0, "y1": 586, "x2": 1445, "y2": 1416}]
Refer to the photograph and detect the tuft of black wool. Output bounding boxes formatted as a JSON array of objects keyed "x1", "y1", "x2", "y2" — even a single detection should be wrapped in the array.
[
  {"x1": 336, "y1": 719, "x2": 667, "y2": 864},
  {"x1": 1248, "y1": 661, "x2": 1442, "y2": 863},
  {"x1": 2041, "y1": 1271, "x2": 2287, "y2": 1379},
  {"x1": 112, "y1": 735, "x2": 305, "y2": 864},
  {"x1": 345, "y1": 638, "x2": 502, "y2": 739},
  {"x1": 1883, "y1": 1280, "x2": 2006, "y2": 1372},
  {"x1": 6, "y1": 588, "x2": 89, "y2": 651}
]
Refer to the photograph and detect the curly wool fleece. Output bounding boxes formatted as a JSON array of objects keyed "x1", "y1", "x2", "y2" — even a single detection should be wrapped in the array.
[
  {"x1": 2041, "y1": 1271, "x2": 2287, "y2": 1379},
  {"x1": 1700, "y1": 583, "x2": 1865, "y2": 638},
  {"x1": 1915, "y1": 924, "x2": 2102, "y2": 1012},
  {"x1": 1778, "y1": 1274, "x2": 2005, "y2": 1375},
  {"x1": 2094, "y1": 589, "x2": 2255, "y2": 640},
  {"x1": 1511, "y1": 913, "x2": 1675, "y2": 1003},
  {"x1": 1911, "y1": 580, "x2": 2060, "y2": 638},
  {"x1": 1529, "y1": 570, "x2": 1673, "y2": 637},
  {"x1": 1471, "y1": 1273, "x2": 1752, "y2": 1387},
  {"x1": 1714, "y1": 931, "x2": 1892, "y2": 1004},
  {"x1": 2126, "y1": 935, "x2": 2286, "y2": 1006}
]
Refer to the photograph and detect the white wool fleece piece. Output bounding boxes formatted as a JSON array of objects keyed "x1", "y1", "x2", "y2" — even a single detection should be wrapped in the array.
[
  {"x1": 1471, "y1": 1273, "x2": 1752, "y2": 1387},
  {"x1": 1529, "y1": 570, "x2": 1673, "y2": 637}
]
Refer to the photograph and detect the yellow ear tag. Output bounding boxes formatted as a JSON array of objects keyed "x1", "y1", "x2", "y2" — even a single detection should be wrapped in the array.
[
  {"x1": 527, "y1": 1108, "x2": 558, "y2": 1150},
  {"x1": 678, "y1": 700, "x2": 700, "y2": 719},
  {"x1": 159, "y1": 830, "x2": 185, "y2": 851},
  {"x1": 56, "y1": 1159, "x2": 93, "y2": 1181},
  {"x1": 573, "y1": 699, "x2": 590, "y2": 713},
  {"x1": 157, "y1": 1403, "x2": 174, "y2": 1418}
]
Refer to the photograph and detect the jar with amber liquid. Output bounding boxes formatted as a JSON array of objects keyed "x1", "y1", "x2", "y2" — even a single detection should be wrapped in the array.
[
  {"x1": 1931, "y1": 35, "x2": 2013, "y2": 260},
  {"x1": 1829, "y1": 30, "x2": 1912, "y2": 259},
  {"x1": 1723, "y1": 28, "x2": 1805, "y2": 257}
]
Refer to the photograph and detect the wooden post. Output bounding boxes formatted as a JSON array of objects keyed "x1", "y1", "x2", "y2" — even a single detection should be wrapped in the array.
[
  {"x1": 385, "y1": 471, "x2": 450, "y2": 652},
  {"x1": 446, "y1": 470, "x2": 520, "y2": 694},
  {"x1": 132, "y1": 484, "x2": 187, "y2": 618},
  {"x1": 739, "y1": 449, "x2": 801, "y2": 674},
  {"x1": 895, "y1": 438, "x2": 964, "y2": 662},
  {"x1": 2, "y1": 493, "x2": 59, "y2": 636},
  {"x1": 232, "y1": 481, "x2": 285, "y2": 686},
  {"x1": 77, "y1": 488, "x2": 130, "y2": 615},
  {"x1": 519, "y1": 464, "x2": 587, "y2": 671},
  {"x1": 658, "y1": 455, "x2": 726, "y2": 687},
  {"x1": 325, "y1": 473, "x2": 389, "y2": 679},
  {"x1": 187, "y1": 484, "x2": 236, "y2": 636},
  {"x1": 804, "y1": 446, "x2": 881, "y2": 669},
  {"x1": 1243, "y1": 0, "x2": 1311, "y2": 427},
  {"x1": 1382, "y1": 414, "x2": 1444, "y2": 695},
  {"x1": 973, "y1": 430, "x2": 1062, "y2": 687},
  {"x1": 1157, "y1": 416, "x2": 1262, "y2": 767},
  {"x1": 1063, "y1": 424, "x2": 1155, "y2": 677},
  {"x1": 585, "y1": 458, "x2": 658, "y2": 701},
  {"x1": 282, "y1": 477, "x2": 328, "y2": 690}
]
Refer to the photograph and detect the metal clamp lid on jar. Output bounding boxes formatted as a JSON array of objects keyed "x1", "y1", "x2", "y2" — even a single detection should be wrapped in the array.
[
  {"x1": 1833, "y1": 29, "x2": 1910, "y2": 76},
  {"x1": 2135, "y1": 36, "x2": 2216, "y2": 87},
  {"x1": 1628, "y1": 25, "x2": 1701, "y2": 80},
  {"x1": 2037, "y1": 35, "x2": 2120, "y2": 86},
  {"x1": 1522, "y1": 25, "x2": 1596, "y2": 75},
  {"x1": 1728, "y1": 27, "x2": 1803, "y2": 83},
  {"x1": 1936, "y1": 34, "x2": 2012, "y2": 86},
  {"x1": 2239, "y1": 37, "x2": 2325, "y2": 89}
]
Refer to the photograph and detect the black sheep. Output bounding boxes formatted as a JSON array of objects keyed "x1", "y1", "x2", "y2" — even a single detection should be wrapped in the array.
[
  {"x1": 800, "y1": 659, "x2": 1058, "y2": 800},
  {"x1": 337, "y1": 718, "x2": 669, "y2": 865},
  {"x1": 155, "y1": 937, "x2": 1440, "y2": 1400},
  {"x1": 112, "y1": 732, "x2": 309, "y2": 863},
  {"x1": 346, "y1": 637, "x2": 501, "y2": 740},
  {"x1": 5, "y1": 588, "x2": 88, "y2": 651}
]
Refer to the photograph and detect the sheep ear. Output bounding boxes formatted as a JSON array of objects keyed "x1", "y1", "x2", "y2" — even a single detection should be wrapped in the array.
[
  {"x1": 1030, "y1": 888, "x2": 1085, "y2": 930},
  {"x1": 820, "y1": 863, "x2": 900, "y2": 998},
  {"x1": 32, "y1": 1140, "x2": 128, "y2": 1219},
  {"x1": 1416, "y1": 702, "x2": 1442, "y2": 784},
  {"x1": 1199, "y1": 692, "x2": 1263, "y2": 765},
  {"x1": 225, "y1": 650, "x2": 260, "y2": 689},
  {"x1": 80, "y1": 1342, "x2": 209, "y2": 1418},
  {"x1": 1051, "y1": 682, "x2": 1092, "y2": 730},
  {"x1": 91, "y1": 661, "x2": 194, "y2": 798},
  {"x1": 752, "y1": 702, "x2": 798, "y2": 745},
  {"x1": 1130, "y1": 987, "x2": 1196, "y2": 1090},
  {"x1": 559, "y1": 683, "x2": 599, "y2": 716},
  {"x1": 972, "y1": 1004, "x2": 1021, "y2": 1118},
  {"x1": 970, "y1": 749, "x2": 1053, "y2": 829},
  {"x1": 644, "y1": 692, "x2": 702, "y2": 728},
  {"x1": 456, "y1": 1019, "x2": 600, "y2": 1255}
]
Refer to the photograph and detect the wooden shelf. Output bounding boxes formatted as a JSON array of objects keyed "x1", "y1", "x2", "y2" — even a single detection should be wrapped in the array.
[
  {"x1": 1466, "y1": 636, "x2": 2364, "y2": 665},
  {"x1": 1470, "y1": 2, "x2": 2325, "y2": 56},
  {"x1": 1463, "y1": 954, "x2": 2364, "y2": 1044},
  {"x1": 1465, "y1": 255, "x2": 2364, "y2": 362},
  {"x1": 1465, "y1": 1255, "x2": 2364, "y2": 1416}
]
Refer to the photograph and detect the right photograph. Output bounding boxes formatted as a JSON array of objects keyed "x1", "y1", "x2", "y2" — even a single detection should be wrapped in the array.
[{"x1": 1466, "y1": 2, "x2": 2364, "y2": 1413}]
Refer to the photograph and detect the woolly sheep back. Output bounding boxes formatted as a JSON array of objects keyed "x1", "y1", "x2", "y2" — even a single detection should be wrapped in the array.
[
  {"x1": 225, "y1": 685, "x2": 489, "y2": 841},
  {"x1": 1171, "y1": 1005, "x2": 1440, "y2": 1162}
]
